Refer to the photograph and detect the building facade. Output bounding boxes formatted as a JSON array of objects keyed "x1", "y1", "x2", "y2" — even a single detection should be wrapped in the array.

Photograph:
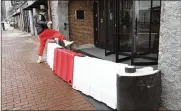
[
  {"x1": 51, "y1": 0, "x2": 161, "y2": 64},
  {"x1": 68, "y1": 0, "x2": 94, "y2": 45},
  {"x1": 50, "y1": 0, "x2": 181, "y2": 109}
]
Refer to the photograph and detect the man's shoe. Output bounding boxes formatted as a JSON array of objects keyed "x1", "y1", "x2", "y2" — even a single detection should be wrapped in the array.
[
  {"x1": 36, "y1": 56, "x2": 43, "y2": 64},
  {"x1": 63, "y1": 40, "x2": 74, "y2": 47},
  {"x1": 37, "y1": 59, "x2": 43, "y2": 64}
]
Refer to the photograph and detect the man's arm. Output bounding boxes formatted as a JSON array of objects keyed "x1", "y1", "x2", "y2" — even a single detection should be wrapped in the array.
[{"x1": 36, "y1": 14, "x2": 47, "y2": 26}]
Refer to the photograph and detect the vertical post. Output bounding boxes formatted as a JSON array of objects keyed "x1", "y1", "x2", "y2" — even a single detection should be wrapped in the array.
[
  {"x1": 28, "y1": 10, "x2": 34, "y2": 35},
  {"x1": 131, "y1": 0, "x2": 136, "y2": 65},
  {"x1": 21, "y1": 8, "x2": 25, "y2": 31},
  {"x1": 32, "y1": 8, "x2": 37, "y2": 36},
  {"x1": 105, "y1": 0, "x2": 108, "y2": 56},
  {"x1": 148, "y1": 0, "x2": 153, "y2": 52},
  {"x1": 47, "y1": 0, "x2": 52, "y2": 29},
  {"x1": 115, "y1": 0, "x2": 119, "y2": 62},
  {"x1": 93, "y1": 0, "x2": 98, "y2": 47}
]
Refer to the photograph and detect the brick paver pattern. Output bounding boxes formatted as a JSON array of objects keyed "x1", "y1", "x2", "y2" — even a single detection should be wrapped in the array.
[{"x1": 1, "y1": 29, "x2": 95, "y2": 110}]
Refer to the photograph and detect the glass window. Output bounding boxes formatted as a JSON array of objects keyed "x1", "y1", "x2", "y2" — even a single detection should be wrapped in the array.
[
  {"x1": 119, "y1": 0, "x2": 133, "y2": 51},
  {"x1": 151, "y1": 0, "x2": 161, "y2": 53},
  {"x1": 135, "y1": 1, "x2": 151, "y2": 53}
]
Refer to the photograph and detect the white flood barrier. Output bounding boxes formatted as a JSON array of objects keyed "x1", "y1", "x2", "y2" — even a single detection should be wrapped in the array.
[
  {"x1": 47, "y1": 43, "x2": 62, "y2": 70},
  {"x1": 73, "y1": 56, "x2": 91, "y2": 95},
  {"x1": 73, "y1": 56, "x2": 159, "y2": 109},
  {"x1": 73, "y1": 56, "x2": 127, "y2": 109}
]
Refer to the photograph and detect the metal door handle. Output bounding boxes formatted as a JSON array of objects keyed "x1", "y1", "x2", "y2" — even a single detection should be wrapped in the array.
[{"x1": 101, "y1": 19, "x2": 103, "y2": 23}]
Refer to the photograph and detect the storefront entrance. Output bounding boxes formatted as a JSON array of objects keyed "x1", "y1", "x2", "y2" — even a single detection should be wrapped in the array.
[{"x1": 94, "y1": 0, "x2": 161, "y2": 65}]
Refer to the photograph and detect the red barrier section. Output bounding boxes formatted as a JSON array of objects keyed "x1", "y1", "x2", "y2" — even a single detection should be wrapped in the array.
[
  {"x1": 53, "y1": 48, "x2": 61, "y2": 75},
  {"x1": 53, "y1": 48, "x2": 84, "y2": 86}
]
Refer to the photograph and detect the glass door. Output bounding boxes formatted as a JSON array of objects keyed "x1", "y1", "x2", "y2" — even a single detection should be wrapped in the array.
[
  {"x1": 104, "y1": 0, "x2": 161, "y2": 65},
  {"x1": 131, "y1": 0, "x2": 161, "y2": 65},
  {"x1": 105, "y1": 0, "x2": 134, "y2": 62},
  {"x1": 119, "y1": 0, "x2": 133, "y2": 52}
]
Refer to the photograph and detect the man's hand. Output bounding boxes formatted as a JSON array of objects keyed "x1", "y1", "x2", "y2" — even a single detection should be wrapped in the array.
[
  {"x1": 48, "y1": 21, "x2": 52, "y2": 24},
  {"x1": 47, "y1": 21, "x2": 52, "y2": 28}
]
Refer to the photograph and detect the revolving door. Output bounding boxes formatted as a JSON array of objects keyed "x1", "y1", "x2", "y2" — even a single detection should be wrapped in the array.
[{"x1": 103, "y1": 0, "x2": 161, "y2": 65}]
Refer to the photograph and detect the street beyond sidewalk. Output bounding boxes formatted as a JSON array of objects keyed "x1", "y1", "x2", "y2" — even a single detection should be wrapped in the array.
[{"x1": 1, "y1": 28, "x2": 95, "y2": 110}]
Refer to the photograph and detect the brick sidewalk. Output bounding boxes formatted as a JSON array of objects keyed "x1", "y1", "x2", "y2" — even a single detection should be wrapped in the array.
[{"x1": 1, "y1": 29, "x2": 95, "y2": 110}]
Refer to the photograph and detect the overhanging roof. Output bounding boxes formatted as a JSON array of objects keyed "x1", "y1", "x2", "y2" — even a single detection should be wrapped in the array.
[
  {"x1": 11, "y1": 8, "x2": 21, "y2": 17},
  {"x1": 23, "y1": 0, "x2": 48, "y2": 10},
  {"x1": 12, "y1": 12, "x2": 20, "y2": 17}
]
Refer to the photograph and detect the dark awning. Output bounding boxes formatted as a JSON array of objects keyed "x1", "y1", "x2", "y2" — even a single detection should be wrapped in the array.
[{"x1": 23, "y1": 0, "x2": 48, "y2": 10}]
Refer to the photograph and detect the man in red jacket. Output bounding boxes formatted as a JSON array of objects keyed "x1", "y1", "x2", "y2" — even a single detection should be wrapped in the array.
[{"x1": 35, "y1": 5, "x2": 73, "y2": 63}]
